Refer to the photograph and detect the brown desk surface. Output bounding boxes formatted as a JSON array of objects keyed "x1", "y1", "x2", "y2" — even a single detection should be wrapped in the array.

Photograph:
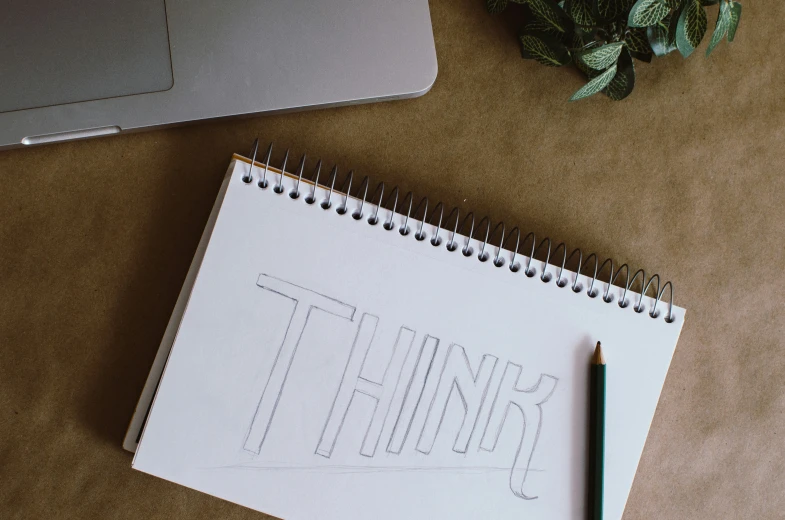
[{"x1": 1, "y1": 1, "x2": 782, "y2": 518}]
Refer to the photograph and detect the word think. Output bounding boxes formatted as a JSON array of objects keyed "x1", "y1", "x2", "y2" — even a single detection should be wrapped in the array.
[{"x1": 243, "y1": 275, "x2": 557, "y2": 500}]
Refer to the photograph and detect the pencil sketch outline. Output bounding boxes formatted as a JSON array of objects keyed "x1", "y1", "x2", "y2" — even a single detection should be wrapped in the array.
[
  {"x1": 385, "y1": 335, "x2": 441, "y2": 454},
  {"x1": 416, "y1": 343, "x2": 499, "y2": 455},
  {"x1": 315, "y1": 313, "x2": 378, "y2": 457},
  {"x1": 360, "y1": 326, "x2": 416, "y2": 457},
  {"x1": 243, "y1": 274, "x2": 356, "y2": 455},
  {"x1": 478, "y1": 363, "x2": 558, "y2": 500},
  {"x1": 316, "y1": 317, "x2": 417, "y2": 458}
]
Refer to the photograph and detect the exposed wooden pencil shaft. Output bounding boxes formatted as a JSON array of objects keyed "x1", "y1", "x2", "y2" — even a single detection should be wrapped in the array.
[{"x1": 592, "y1": 341, "x2": 605, "y2": 365}]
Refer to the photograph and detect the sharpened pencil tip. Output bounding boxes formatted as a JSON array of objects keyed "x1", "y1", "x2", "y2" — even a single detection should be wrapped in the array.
[{"x1": 592, "y1": 341, "x2": 605, "y2": 365}]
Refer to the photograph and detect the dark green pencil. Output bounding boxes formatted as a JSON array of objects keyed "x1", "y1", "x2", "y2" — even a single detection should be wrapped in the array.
[{"x1": 588, "y1": 341, "x2": 606, "y2": 520}]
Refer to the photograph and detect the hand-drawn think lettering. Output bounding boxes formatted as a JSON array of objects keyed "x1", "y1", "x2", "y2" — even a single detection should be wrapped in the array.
[{"x1": 243, "y1": 274, "x2": 558, "y2": 501}]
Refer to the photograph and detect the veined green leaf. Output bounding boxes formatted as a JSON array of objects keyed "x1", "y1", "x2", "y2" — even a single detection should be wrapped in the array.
[
  {"x1": 700, "y1": 0, "x2": 718, "y2": 4},
  {"x1": 574, "y1": 55, "x2": 599, "y2": 77},
  {"x1": 570, "y1": 64, "x2": 618, "y2": 101},
  {"x1": 573, "y1": 37, "x2": 603, "y2": 76},
  {"x1": 579, "y1": 41, "x2": 624, "y2": 70},
  {"x1": 628, "y1": 0, "x2": 670, "y2": 28},
  {"x1": 622, "y1": 27, "x2": 654, "y2": 63},
  {"x1": 594, "y1": 0, "x2": 634, "y2": 21},
  {"x1": 528, "y1": 0, "x2": 572, "y2": 33},
  {"x1": 706, "y1": 1, "x2": 731, "y2": 56},
  {"x1": 519, "y1": 32, "x2": 572, "y2": 66},
  {"x1": 676, "y1": 0, "x2": 708, "y2": 58},
  {"x1": 647, "y1": 21, "x2": 676, "y2": 56},
  {"x1": 626, "y1": 27, "x2": 652, "y2": 55},
  {"x1": 566, "y1": 0, "x2": 595, "y2": 26},
  {"x1": 668, "y1": 9, "x2": 681, "y2": 42},
  {"x1": 647, "y1": 13, "x2": 679, "y2": 56},
  {"x1": 604, "y1": 47, "x2": 635, "y2": 100},
  {"x1": 510, "y1": 0, "x2": 527, "y2": 3},
  {"x1": 525, "y1": 15, "x2": 568, "y2": 38},
  {"x1": 486, "y1": 0, "x2": 510, "y2": 13},
  {"x1": 728, "y1": 2, "x2": 742, "y2": 42}
]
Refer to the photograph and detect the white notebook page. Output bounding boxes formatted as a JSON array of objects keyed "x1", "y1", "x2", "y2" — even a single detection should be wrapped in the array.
[{"x1": 133, "y1": 157, "x2": 684, "y2": 520}]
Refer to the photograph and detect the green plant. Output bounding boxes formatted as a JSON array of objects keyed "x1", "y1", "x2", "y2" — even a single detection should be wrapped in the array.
[{"x1": 487, "y1": 0, "x2": 742, "y2": 101}]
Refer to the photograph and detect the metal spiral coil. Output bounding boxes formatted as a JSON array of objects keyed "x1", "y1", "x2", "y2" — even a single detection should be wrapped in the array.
[{"x1": 242, "y1": 139, "x2": 676, "y2": 323}]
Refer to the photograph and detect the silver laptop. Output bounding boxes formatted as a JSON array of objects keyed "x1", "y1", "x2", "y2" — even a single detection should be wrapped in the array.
[{"x1": 0, "y1": 0, "x2": 437, "y2": 150}]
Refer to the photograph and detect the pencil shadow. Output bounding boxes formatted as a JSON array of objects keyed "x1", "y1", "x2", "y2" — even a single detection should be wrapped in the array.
[{"x1": 572, "y1": 336, "x2": 593, "y2": 513}]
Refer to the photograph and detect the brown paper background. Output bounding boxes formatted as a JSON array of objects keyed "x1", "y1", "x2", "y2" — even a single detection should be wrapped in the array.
[{"x1": 1, "y1": 0, "x2": 783, "y2": 518}]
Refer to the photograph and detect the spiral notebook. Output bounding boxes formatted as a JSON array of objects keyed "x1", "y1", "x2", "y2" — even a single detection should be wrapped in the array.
[{"x1": 127, "y1": 141, "x2": 685, "y2": 520}]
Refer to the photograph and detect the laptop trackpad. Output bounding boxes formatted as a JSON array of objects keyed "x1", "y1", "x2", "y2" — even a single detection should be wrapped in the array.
[{"x1": 0, "y1": 0, "x2": 173, "y2": 113}]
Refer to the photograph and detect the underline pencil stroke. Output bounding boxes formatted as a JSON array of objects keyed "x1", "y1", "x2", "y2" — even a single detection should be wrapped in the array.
[{"x1": 212, "y1": 464, "x2": 546, "y2": 475}]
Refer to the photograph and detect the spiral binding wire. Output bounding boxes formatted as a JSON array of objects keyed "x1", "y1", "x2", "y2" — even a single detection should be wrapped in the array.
[{"x1": 241, "y1": 139, "x2": 676, "y2": 323}]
